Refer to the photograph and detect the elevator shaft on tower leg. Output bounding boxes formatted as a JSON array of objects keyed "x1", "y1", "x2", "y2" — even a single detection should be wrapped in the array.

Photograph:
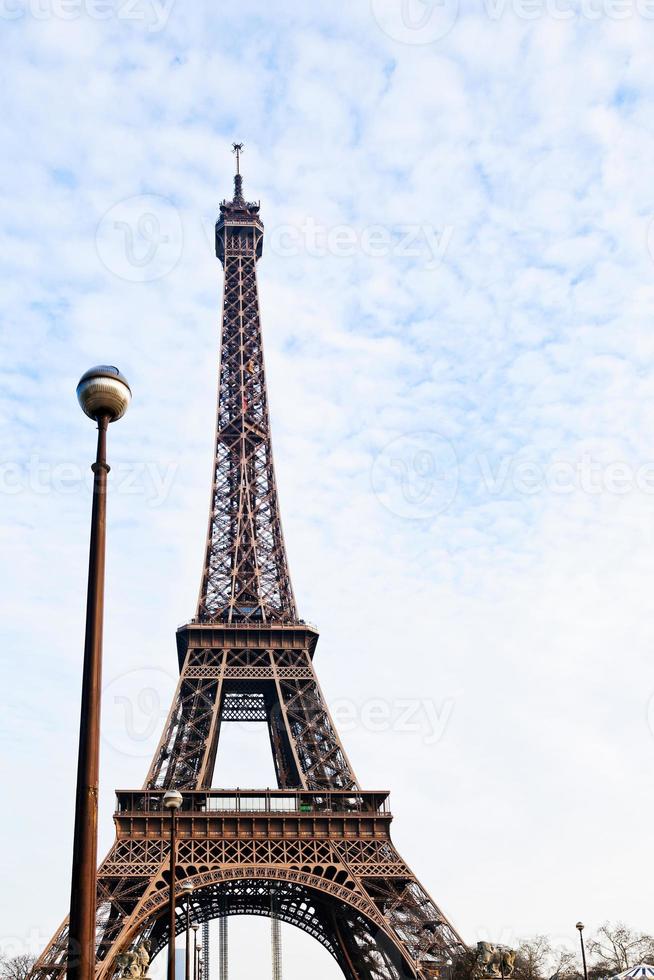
[
  {"x1": 271, "y1": 916, "x2": 282, "y2": 980},
  {"x1": 218, "y1": 917, "x2": 227, "y2": 980}
]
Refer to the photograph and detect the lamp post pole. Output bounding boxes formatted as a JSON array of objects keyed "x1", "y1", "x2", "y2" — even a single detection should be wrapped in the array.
[
  {"x1": 164, "y1": 790, "x2": 183, "y2": 980},
  {"x1": 66, "y1": 367, "x2": 131, "y2": 980},
  {"x1": 180, "y1": 883, "x2": 193, "y2": 980},
  {"x1": 576, "y1": 923, "x2": 588, "y2": 980},
  {"x1": 192, "y1": 924, "x2": 199, "y2": 980}
]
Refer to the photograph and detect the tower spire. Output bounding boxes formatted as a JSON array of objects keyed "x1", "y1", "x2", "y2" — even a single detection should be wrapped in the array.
[
  {"x1": 198, "y1": 153, "x2": 296, "y2": 624},
  {"x1": 232, "y1": 141, "x2": 244, "y2": 201}
]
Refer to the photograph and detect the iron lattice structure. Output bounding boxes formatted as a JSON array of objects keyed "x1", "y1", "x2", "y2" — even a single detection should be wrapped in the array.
[{"x1": 32, "y1": 157, "x2": 464, "y2": 980}]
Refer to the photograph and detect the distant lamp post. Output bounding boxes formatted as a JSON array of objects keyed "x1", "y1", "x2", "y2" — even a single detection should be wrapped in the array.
[
  {"x1": 66, "y1": 366, "x2": 131, "y2": 980},
  {"x1": 164, "y1": 790, "x2": 183, "y2": 980},
  {"x1": 180, "y1": 882, "x2": 194, "y2": 980},
  {"x1": 576, "y1": 922, "x2": 588, "y2": 980},
  {"x1": 191, "y1": 924, "x2": 199, "y2": 980}
]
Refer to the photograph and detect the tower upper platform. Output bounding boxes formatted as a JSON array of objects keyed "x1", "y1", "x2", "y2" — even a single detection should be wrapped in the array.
[{"x1": 215, "y1": 148, "x2": 264, "y2": 264}]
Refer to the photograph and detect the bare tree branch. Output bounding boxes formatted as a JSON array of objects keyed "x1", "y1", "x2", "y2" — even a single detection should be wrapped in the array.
[{"x1": 0, "y1": 954, "x2": 36, "y2": 980}]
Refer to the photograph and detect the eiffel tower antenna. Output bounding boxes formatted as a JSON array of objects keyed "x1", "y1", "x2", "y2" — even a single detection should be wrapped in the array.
[
  {"x1": 231, "y1": 142, "x2": 244, "y2": 200},
  {"x1": 32, "y1": 148, "x2": 465, "y2": 980}
]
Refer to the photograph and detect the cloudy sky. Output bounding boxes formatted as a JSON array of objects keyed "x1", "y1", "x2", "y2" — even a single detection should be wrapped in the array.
[{"x1": 2, "y1": 0, "x2": 654, "y2": 977}]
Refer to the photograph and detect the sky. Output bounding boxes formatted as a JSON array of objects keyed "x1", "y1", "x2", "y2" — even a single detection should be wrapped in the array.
[{"x1": 1, "y1": 0, "x2": 654, "y2": 977}]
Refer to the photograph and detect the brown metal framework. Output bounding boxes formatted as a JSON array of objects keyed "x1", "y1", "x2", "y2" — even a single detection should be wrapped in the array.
[{"x1": 32, "y1": 157, "x2": 464, "y2": 980}]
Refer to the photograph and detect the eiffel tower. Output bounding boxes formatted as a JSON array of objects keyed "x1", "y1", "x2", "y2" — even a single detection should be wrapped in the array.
[{"x1": 32, "y1": 147, "x2": 465, "y2": 980}]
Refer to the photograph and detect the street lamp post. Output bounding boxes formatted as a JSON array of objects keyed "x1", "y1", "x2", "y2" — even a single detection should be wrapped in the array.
[
  {"x1": 180, "y1": 882, "x2": 193, "y2": 980},
  {"x1": 191, "y1": 924, "x2": 199, "y2": 980},
  {"x1": 164, "y1": 790, "x2": 183, "y2": 980},
  {"x1": 67, "y1": 366, "x2": 131, "y2": 980},
  {"x1": 576, "y1": 922, "x2": 588, "y2": 980}
]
